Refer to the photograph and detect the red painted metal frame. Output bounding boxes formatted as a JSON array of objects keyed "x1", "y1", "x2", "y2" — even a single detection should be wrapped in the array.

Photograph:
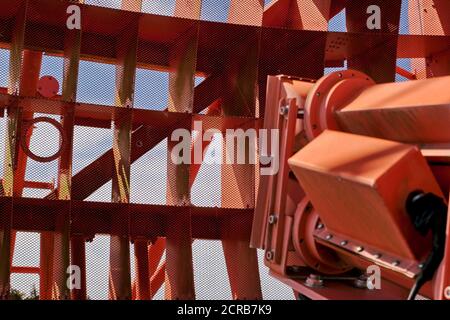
[{"x1": 0, "y1": 0, "x2": 449, "y2": 301}]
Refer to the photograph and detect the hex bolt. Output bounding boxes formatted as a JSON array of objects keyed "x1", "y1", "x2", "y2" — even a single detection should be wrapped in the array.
[
  {"x1": 279, "y1": 105, "x2": 289, "y2": 116},
  {"x1": 445, "y1": 286, "x2": 450, "y2": 299},
  {"x1": 268, "y1": 215, "x2": 278, "y2": 225},
  {"x1": 305, "y1": 274, "x2": 324, "y2": 288}
]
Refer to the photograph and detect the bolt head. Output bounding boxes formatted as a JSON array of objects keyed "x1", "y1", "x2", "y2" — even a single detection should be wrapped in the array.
[
  {"x1": 340, "y1": 240, "x2": 348, "y2": 246},
  {"x1": 445, "y1": 286, "x2": 450, "y2": 299},
  {"x1": 279, "y1": 105, "x2": 289, "y2": 115},
  {"x1": 268, "y1": 215, "x2": 278, "y2": 225},
  {"x1": 356, "y1": 246, "x2": 364, "y2": 252},
  {"x1": 392, "y1": 260, "x2": 401, "y2": 267},
  {"x1": 374, "y1": 253, "x2": 382, "y2": 259},
  {"x1": 266, "y1": 251, "x2": 274, "y2": 260},
  {"x1": 325, "y1": 234, "x2": 333, "y2": 240},
  {"x1": 316, "y1": 223, "x2": 324, "y2": 230}
]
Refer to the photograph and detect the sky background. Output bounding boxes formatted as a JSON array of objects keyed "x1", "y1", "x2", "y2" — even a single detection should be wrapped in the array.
[{"x1": 0, "y1": 0, "x2": 412, "y2": 299}]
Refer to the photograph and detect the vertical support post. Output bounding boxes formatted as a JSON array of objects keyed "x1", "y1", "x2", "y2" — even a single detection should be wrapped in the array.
[
  {"x1": 409, "y1": 0, "x2": 450, "y2": 78},
  {"x1": 215, "y1": 8, "x2": 262, "y2": 300},
  {"x1": 174, "y1": 0, "x2": 202, "y2": 19},
  {"x1": 168, "y1": 23, "x2": 198, "y2": 113},
  {"x1": 228, "y1": 0, "x2": 264, "y2": 26},
  {"x1": 165, "y1": 122, "x2": 195, "y2": 300},
  {"x1": 148, "y1": 238, "x2": 166, "y2": 297},
  {"x1": 40, "y1": 1, "x2": 82, "y2": 299},
  {"x1": 262, "y1": 0, "x2": 331, "y2": 30},
  {"x1": 133, "y1": 237, "x2": 150, "y2": 300},
  {"x1": 109, "y1": 8, "x2": 139, "y2": 300},
  {"x1": 121, "y1": 0, "x2": 142, "y2": 12},
  {"x1": 0, "y1": 2, "x2": 27, "y2": 299},
  {"x1": 163, "y1": 1, "x2": 199, "y2": 301},
  {"x1": 221, "y1": 142, "x2": 262, "y2": 299},
  {"x1": 70, "y1": 234, "x2": 86, "y2": 300},
  {"x1": 346, "y1": 0, "x2": 402, "y2": 83}
]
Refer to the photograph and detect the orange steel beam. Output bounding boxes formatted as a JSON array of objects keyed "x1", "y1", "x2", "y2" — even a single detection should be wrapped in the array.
[
  {"x1": 108, "y1": 5, "x2": 139, "y2": 299},
  {"x1": 23, "y1": 180, "x2": 54, "y2": 190},
  {"x1": 174, "y1": 0, "x2": 201, "y2": 19},
  {"x1": 218, "y1": 5, "x2": 262, "y2": 298},
  {"x1": 262, "y1": 0, "x2": 331, "y2": 30},
  {"x1": 40, "y1": 0, "x2": 83, "y2": 299},
  {"x1": 1, "y1": 1, "x2": 36, "y2": 298},
  {"x1": 409, "y1": 0, "x2": 450, "y2": 79},
  {"x1": 8, "y1": 49, "x2": 41, "y2": 297},
  {"x1": 11, "y1": 266, "x2": 39, "y2": 274},
  {"x1": 133, "y1": 238, "x2": 150, "y2": 300},
  {"x1": 0, "y1": 0, "x2": 446, "y2": 77},
  {"x1": 228, "y1": 0, "x2": 264, "y2": 26},
  {"x1": 346, "y1": 0, "x2": 402, "y2": 83},
  {"x1": 335, "y1": 75, "x2": 450, "y2": 143},
  {"x1": 70, "y1": 234, "x2": 87, "y2": 300},
  {"x1": 396, "y1": 65, "x2": 417, "y2": 80},
  {"x1": 165, "y1": 50, "x2": 196, "y2": 302},
  {"x1": 148, "y1": 239, "x2": 166, "y2": 297},
  {"x1": 150, "y1": 261, "x2": 166, "y2": 299}
]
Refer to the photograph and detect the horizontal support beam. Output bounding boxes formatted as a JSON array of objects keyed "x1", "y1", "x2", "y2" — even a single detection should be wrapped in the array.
[
  {"x1": 0, "y1": 3, "x2": 448, "y2": 74},
  {"x1": 0, "y1": 196, "x2": 254, "y2": 240},
  {"x1": 10, "y1": 266, "x2": 40, "y2": 274}
]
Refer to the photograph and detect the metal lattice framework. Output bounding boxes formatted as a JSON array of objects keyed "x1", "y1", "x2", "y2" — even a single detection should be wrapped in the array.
[{"x1": 0, "y1": 0, "x2": 449, "y2": 300}]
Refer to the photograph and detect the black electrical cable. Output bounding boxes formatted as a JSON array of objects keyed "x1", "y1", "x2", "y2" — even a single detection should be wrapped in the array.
[{"x1": 405, "y1": 191, "x2": 448, "y2": 300}]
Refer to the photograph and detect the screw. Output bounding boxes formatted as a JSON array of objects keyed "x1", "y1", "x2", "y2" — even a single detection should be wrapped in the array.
[
  {"x1": 340, "y1": 240, "x2": 348, "y2": 246},
  {"x1": 279, "y1": 105, "x2": 289, "y2": 116},
  {"x1": 445, "y1": 286, "x2": 450, "y2": 299},
  {"x1": 418, "y1": 263, "x2": 425, "y2": 269},
  {"x1": 356, "y1": 246, "x2": 364, "y2": 252},
  {"x1": 325, "y1": 234, "x2": 333, "y2": 240},
  {"x1": 374, "y1": 253, "x2": 382, "y2": 259},
  {"x1": 305, "y1": 274, "x2": 324, "y2": 288},
  {"x1": 316, "y1": 223, "x2": 324, "y2": 230},
  {"x1": 291, "y1": 266, "x2": 301, "y2": 273},
  {"x1": 268, "y1": 215, "x2": 278, "y2": 225},
  {"x1": 392, "y1": 260, "x2": 401, "y2": 267},
  {"x1": 338, "y1": 73, "x2": 343, "y2": 78},
  {"x1": 316, "y1": 92, "x2": 321, "y2": 97}
]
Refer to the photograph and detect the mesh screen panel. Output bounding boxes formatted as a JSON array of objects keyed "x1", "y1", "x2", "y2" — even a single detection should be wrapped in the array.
[{"x1": 0, "y1": 0, "x2": 448, "y2": 300}]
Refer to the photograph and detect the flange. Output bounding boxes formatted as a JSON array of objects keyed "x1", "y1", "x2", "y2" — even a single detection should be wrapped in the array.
[
  {"x1": 304, "y1": 70, "x2": 375, "y2": 140},
  {"x1": 292, "y1": 197, "x2": 352, "y2": 275}
]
